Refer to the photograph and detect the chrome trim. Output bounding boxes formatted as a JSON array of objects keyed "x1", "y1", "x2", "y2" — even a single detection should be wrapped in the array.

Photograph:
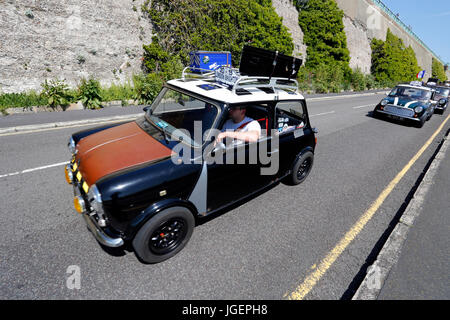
[
  {"x1": 68, "y1": 137, "x2": 76, "y2": 154},
  {"x1": 384, "y1": 104, "x2": 415, "y2": 117},
  {"x1": 65, "y1": 164, "x2": 73, "y2": 184},
  {"x1": 376, "y1": 110, "x2": 420, "y2": 121},
  {"x1": 82, "y1": 214, "x2": 124, "y2": 248}
]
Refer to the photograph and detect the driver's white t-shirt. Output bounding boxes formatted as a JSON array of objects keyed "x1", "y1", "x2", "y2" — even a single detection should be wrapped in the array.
[{"x1": 222, "y1": 116, "x2": 261, "y2": 133}]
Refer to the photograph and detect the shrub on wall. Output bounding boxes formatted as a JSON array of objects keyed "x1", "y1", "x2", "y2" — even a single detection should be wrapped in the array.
[
  {"x1": 431, "y1": 57, "x2": 448, "y2": 81},
  {"x1": 77, "y1": 78, "x2": 103, "y2": 110},
  {"x1": 40, "y1": 79, "x2": 73, "y2": 110},
  {"x1": 371, "y1": 29, "x2": 420, "y2": 85},
  {"x1": 142, "y1": 0, "x2": 294, "y2": 75},
  {"x1": 295, "y1": 0, "x2": 351, "y2": 76}
]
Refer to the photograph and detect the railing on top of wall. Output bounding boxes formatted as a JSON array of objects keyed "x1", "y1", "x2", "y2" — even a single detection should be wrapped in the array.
[{"x1": 372, "y1": 0, "x2": 447, "y2": 66}]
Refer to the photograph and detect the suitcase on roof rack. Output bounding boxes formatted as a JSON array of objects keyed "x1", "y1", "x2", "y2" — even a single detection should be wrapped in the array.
[
  {"x1": 189, "y1": 51, "x2": 232, "y2": 73},
  {"x1": 239, "y1": 45, "x2": 302, "y2": 79}
]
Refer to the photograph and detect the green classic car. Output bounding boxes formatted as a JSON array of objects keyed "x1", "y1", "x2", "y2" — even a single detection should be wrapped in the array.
[{"x1": 373, "y1": 82, "x2": 436, "y2": 128}]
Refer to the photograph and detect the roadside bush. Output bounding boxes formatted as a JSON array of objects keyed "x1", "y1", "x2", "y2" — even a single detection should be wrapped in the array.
[
  {"x1": 0, "y1": 90, "x2": 47, "y2": 110},
  {"x1": 40, "y1": 79, "x2": 72, "y2": 110},
  {"x1": 101, "y1": 82, "x2": 135, "y2": 105},
  {"x1": 132, "y1": 73, "x2": 164, "y2": 105},
  {"x1": 350, "y1": 68, "x2": 366, "y2": 91},
  {"x1": 364, "y1": 74, "x2": 376, "y2": 90},
  {"x1": 77, "y1": 78, "x2": 103, "y2": 109}
]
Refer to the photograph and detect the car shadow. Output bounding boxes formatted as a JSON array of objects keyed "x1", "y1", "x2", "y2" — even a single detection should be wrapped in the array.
[
  {"x1": 366, "y1": 111, "x2": 417, "y2": 128},
  {"x1": 196, "y1": 180, "x2": 281, "y2": 226}
]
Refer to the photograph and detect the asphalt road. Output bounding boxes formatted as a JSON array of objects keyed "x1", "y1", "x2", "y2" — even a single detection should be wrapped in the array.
[{"x1": 0, "y1": 93, "x2": 448, "y2": 299}]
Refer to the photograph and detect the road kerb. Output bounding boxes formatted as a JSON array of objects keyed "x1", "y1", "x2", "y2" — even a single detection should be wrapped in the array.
[
  {"x1": 352, "y1": 134, "x2": 449, "y2": 300},
  {"x1": 0, "y1": 113, "x2": 143, "y2": 135}
]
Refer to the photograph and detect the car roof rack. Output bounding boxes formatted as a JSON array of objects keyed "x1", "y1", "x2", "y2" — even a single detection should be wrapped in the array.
[{"x1": 181, "y1": 66, "x2": 299, "y2": 94}]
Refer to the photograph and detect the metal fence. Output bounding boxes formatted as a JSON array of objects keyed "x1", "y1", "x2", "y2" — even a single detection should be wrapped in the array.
[{"x1": 372, "y1": 0, "x2": 447, "y2": 66}]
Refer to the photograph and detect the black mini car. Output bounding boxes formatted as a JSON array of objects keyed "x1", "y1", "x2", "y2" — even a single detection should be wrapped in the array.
[
  {"x1": 65, "y1": 56, "x2": 317, "y2": 263},
  {"x1": 373, "y1": 82, "x2": 437, "y2": 127},
  {"x1": 429, "y1": 85, "x2": 449, "y2": 114}
]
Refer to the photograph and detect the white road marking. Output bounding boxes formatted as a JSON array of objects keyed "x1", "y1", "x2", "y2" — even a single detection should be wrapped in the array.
[
  {"x1": 352, "y1": 104, "x2": 374, "y2": 109},
  {"x1": 310, "y1": 111, "x2": 336, "y2": 117},
  {"x1": 0, "y1": 161, "x2": 69, "y2": 179}
]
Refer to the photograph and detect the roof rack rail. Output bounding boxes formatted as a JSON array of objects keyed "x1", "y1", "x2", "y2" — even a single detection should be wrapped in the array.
[{"x1": 181, "y1": 66, "x2": 299, "y2": 94}]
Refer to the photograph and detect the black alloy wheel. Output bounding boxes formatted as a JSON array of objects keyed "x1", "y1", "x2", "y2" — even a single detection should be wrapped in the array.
[{"x1": 133, "y1": 207, "x2": 195, "y2": 264}]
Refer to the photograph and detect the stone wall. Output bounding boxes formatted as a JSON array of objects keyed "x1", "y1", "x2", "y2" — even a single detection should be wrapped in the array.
[
  {"x1": 0, "y1": 0, "x2": 152, "y2": 93},
  {"x1": 0, "y1": 0, "x2": 445, "y2": 94},
  {"x1": 272, "y1": 0, "x2": 307, "y2": 62},
  {"x1": 335, "y1": 0, "x2": 437, "y2": 80}
]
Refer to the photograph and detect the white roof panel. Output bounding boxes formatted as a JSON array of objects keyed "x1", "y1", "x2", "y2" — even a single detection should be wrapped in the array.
[{"x1": 167, "y1": 79, "x2": 305, "y2": 104}]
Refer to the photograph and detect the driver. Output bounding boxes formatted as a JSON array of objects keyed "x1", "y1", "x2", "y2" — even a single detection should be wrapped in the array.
[{"x1": 217, "y1": 106, "x2": 261, "y2": 144}]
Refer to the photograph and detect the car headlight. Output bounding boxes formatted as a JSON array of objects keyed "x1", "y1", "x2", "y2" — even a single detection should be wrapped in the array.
[
  {"x1": 414, "y1": 106, "x2": 424, "y2": 113},
  {"x1": 68, "y1": 137, "x2": 76, "y2": 154},
  {"x1": 439, "y1": 99, "x2": 446, "y2": 105},
  {"x1": 381, "y1": 100, "x2": 388, "y2": 106}
]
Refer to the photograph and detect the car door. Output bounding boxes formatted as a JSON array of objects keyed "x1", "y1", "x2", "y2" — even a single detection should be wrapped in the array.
[
  {"x1": 274, "y1": 100, "x2": 314, "y2": 178},
  {"x1": 205, "y1": 108, "x2": 277, "y2": 213}
]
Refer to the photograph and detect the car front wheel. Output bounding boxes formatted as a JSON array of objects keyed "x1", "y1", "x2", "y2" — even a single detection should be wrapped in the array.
[
  {"x1": 286, "y1": 151, "x2": 314, "y2": 185},
  {"x1": 132, "y1": 207, "x2": 195, "y2": 264}
]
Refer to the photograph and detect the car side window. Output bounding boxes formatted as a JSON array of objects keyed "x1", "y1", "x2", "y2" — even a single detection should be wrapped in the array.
[{"x1": 275, "y1": 101, "x2": 305, "y2": 135}]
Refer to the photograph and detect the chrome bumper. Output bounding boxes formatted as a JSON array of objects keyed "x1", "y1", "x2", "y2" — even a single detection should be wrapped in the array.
[
  {"x1": 375, "y1": 109, "x2": 420, "y2": 121},
  {"x1": 82, "y1": 214, "x2": 124, "y2": 248},
  {"x1": 73, "y1": 184, "x2": 124, "y2": 248}
]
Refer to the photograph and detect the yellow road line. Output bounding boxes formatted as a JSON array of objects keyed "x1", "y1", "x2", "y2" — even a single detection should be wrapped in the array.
[{"x1": 287, "y1": 113, "x2": 450, "y2": 300}]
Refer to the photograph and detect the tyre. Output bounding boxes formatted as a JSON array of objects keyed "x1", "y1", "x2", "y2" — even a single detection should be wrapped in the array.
[
  {"x1": 132, "y1": 206, "x2": 195, "y2": 264},
  {"x1": 416, "y1": 115, "x2": 426, "y2": 128},
  {"x1": 372, "y1": 109, "x2": 382, "y2": 119},
  {"x1": 286, "y1": 151, "x2": 314, "y2": 185}
]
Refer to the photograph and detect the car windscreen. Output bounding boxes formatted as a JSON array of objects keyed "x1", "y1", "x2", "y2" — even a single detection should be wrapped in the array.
[
  {"x1": 435, "y1": 87, "x2": 449, "y2": 98},
  {"x1": 389, "y1": 87, "x2": 432, "y2": 100},
  {"x1": 146, "y1": 88, "x2": 219, "y2": 148}
]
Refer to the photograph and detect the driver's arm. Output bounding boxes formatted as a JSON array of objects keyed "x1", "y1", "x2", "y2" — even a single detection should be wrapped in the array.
[
  {"x1": 217, "y1": 120, "x2": 261, "y2": 143},
  {"x1": 217, "y1": 130, "x2": 260, "y2": 143}
]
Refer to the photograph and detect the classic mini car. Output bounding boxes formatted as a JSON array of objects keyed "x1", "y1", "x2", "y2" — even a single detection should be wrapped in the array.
[
  {"x1": 65, "y1": 47, "x2": 317, "y2": 263},
  {"x1": 428, "y1": 85, "x2": 449, "y2": 114},
  {"x1": 373, "y1": 81, "x2": 437, "y2": 127}
]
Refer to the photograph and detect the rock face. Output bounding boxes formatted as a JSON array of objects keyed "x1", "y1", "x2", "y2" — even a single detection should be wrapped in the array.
[
  {"x1": 272, "y1": 0, "x2": 307, "y2": 62},
  {"x1": 335, "y1": 0, "x2": 441, "y2": 81},
  {"x1": 0, "y1": 0, "x2": 443, "y2": 93},
  {"x1": 0, "y1": 0, "x2": 152, "y2": 93},
  {"x1": 343, "y1": 16, "x2": 372, "y2": 74}
]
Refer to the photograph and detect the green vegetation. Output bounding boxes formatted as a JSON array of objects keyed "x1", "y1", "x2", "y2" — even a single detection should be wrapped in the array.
[
  {"x1": 431, "y1": 58, "x2": 448, "y2": 81},
  {"x1": 101, "y1": 82, "x2": 135, "y2": 105},
  {"x1": 77, "y1": 78, "x2": 103, "y2": 110},
  {"x1": 370, "y1": 29, "x2": 420, "y2": 85},
  {"x1": 40, "y1": 79, "x2": 73, "y2": 110},
  {"x1": 295, "y1": 0, "x2": 351, "y2": 75},
  {"x1": 0, "y1": 90, "x2": 47, "y2": 114},
  {"x1": 293, "y1": 0, "x2": 375, "y2": 93},
  {"x1": 132, "y1": 73, "x2": 164, "y2": 105},
  {"x1": 142, "y1": 0, "x2": 294, "y2": 78}
]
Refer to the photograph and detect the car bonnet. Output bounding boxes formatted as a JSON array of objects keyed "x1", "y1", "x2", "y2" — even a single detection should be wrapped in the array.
[
  {"x1": 75, "y1": 121, "x2": 174, "y2": 186},
  {"x1": 384, "y1": 96, "x2": 425, "y2": 109}
]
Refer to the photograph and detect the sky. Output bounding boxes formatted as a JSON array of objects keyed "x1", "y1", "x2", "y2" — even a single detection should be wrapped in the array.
[{"x1": 381, "y1": 0, "x2": 450, "y2": 66}]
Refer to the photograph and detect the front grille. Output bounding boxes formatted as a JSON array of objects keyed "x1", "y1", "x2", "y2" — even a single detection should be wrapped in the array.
[{"x1": 384, "y1": 105, "x2": 415, "y2": 117}]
